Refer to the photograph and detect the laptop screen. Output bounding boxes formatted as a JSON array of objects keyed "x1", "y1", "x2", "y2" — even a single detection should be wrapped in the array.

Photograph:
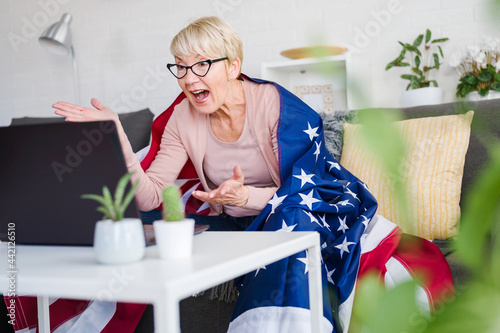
[{"x1": 0, "y1": 121, "x2": 140, "y2": 246}]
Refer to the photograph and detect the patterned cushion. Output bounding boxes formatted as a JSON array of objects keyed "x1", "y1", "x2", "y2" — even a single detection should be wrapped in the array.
[{"x1": 340, "y1": 111, "x2": 474, "y2": 240}]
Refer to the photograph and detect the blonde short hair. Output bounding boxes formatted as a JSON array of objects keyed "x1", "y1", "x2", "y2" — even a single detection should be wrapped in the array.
[{"x1": 170, "y1": 16, "x2": 243, "y2": 76}]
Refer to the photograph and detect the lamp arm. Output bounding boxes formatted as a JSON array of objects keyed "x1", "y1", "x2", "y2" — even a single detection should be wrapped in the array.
[{"x1": 70, "y1": 46, "x2": 80, "y2": 105}]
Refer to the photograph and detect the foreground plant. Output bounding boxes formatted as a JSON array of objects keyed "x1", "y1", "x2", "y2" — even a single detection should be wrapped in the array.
[{"x1": 82, "y1": 172, "x2": 138, "y2": 222}]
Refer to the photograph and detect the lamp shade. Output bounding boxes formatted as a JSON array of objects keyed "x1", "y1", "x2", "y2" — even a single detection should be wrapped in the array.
[{"x1": 39, "y1": 13, "x2": 73, "y2": 55}]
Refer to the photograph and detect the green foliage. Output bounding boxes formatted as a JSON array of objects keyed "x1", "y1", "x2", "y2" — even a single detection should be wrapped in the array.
[
  {"x1": 454, "y1": 139, "x2": 500, "y2": 273},
  {"x1": 356, "y1": 108, "x2": 413, "y2": 233},
  {"x1": 162, "y1": 185, "x2": 185, "y2": 221},
  {"x1": 386, "y1": 29, "x2": 449, "y2": 90},
  {"x1": 350, "y1": 108, "x2": 500, "y2": 332},
  {"x1": 456, "y1": 63, "x2": 500, "y2": 98},
  {"x1": 351, "y1": 276, "x2": 424, "y2": 333},
  {"x1": 81, "y1": 172, "x2": 138, "y2": 222}
]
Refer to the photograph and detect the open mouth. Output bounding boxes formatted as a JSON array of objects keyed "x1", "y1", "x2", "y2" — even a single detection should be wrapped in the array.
[{"x1": 191, "y1": 89, "x2": 209, "y2": 102}]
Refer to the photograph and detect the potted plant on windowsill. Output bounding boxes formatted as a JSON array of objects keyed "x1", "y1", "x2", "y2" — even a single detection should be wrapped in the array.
[
  {"x1": 386, "y1": 29, "x2": 449, "y2": 107},
  {"x1": 82, "y1": 172, "x2": 145, "y2": 264},
  {"x1": 153, "y1": 185, "x2": 195, "y2": 259}
]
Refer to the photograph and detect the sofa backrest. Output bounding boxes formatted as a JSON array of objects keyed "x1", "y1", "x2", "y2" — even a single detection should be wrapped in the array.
[{"x1": 321, "y1": 99, "x2": 499, "y2": 210}]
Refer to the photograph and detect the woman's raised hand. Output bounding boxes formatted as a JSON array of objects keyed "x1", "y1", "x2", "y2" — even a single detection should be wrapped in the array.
[
  {"x1": 53, "y1": 98, "x2": 119, "y2": 123},
  {"x1": 192, "y1": 164, "x2": 250, "y2": 207}
]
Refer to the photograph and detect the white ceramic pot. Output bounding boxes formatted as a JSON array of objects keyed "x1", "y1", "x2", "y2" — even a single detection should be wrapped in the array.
[
  {"x1": 153, "y1": 218, "x2": 195, "y2": 259},
  {"x1": 466, "y1": 90, "x2": 500, "y2": 101},
  {"x1": 401, "y1": 87, "x2": 444, "y2": 108},
  {"x1": 94, "y1": 218, "x2": 146, "y2": 264}
]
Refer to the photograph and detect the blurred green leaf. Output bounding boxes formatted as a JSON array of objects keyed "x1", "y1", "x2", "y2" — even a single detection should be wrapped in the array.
[
  {"x1": 455, "y1": 140, "x2": 500, "y2": 273},
  {"x1": 352, "y1": 275, "x2": 424, "y2": 333},
  {"x1": 114, "y1": 172, "x2": 133, "y2": 208},
  {"x1": 356, "y1": 108, "x2": 413, "y2": 232},
  {"x1": 479, "y1": 88, "x2": 490, "y2": 96},
  {"x1": 425, "y1": 280, "x2": 500, "y2": 333},
  {"x1": 413, "y1": 34, "x2": 424, "y2": 48},
  {"x1": 438, "y1": 45, "x2": 444, "y2": 58},
  {"x1": 478, "y1": 72, "x2": 493, "y2": 82},
  {"x1": 460, "y1": 73, "x2": 478, "y2": 85},
  {"x1": 415, "y1": 56, "x2": 421, "y2": 70},
  {"x1": 433, "y1": 53, "x2": 440, "y2": 69},
  {"x1": 431, "y1": 38, "x2": 449, "y2": 44},
  {"x1": 491, "y1": 81, "x2": 500, "y2": 91},
  {"x1": 425, "y1": 29, "x2": 432, "y2": 44}
]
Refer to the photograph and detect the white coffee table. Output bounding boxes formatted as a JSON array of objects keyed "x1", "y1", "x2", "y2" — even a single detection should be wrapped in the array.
[{"x1": 0, "y1": 231, "x2": 323, "y2": 332}]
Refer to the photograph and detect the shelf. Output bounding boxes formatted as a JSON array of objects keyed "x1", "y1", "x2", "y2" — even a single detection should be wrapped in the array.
[{"x1": 262, "y1": 55, "x2": 350, "y2": 114}]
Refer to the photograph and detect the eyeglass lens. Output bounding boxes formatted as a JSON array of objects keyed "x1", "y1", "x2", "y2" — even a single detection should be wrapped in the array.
[{"x1": 177, "y1": 61, "x2": 211, "y2": 78}]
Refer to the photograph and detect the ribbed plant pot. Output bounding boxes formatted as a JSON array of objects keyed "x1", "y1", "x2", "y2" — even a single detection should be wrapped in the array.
[
  {"x1": 153, "y1": 218, "x2": 195, "y2": 259},
  {"x1": 94, "y1": 218, "x2": 146, "y2": 264},
  {"x1": 466, "y1": 90, "x2": 500, "y2": 101},
  {"x1": 401, "y1": 87, "x2": 444, "y2": 107}
]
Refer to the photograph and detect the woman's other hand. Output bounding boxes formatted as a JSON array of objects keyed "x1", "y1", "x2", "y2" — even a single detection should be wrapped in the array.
[
  {"x1": 53, "y1": 98, "x2": 119, "y2": 123},
  {"x1": 192, "y1": 165, "x2": 249, "y2": 207}
]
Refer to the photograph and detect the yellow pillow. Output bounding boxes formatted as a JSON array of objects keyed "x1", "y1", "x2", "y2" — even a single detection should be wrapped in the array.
[{"x1": 340, "y1": 111, "x2": 474, "y2": 240}]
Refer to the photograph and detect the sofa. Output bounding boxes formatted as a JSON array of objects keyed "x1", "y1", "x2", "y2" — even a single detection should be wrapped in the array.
[
  {"x1": 136, "y1": 97, "x2": 499, "y2": 333},
  {"x1": 2, "y1": 98, "x2": 498, "y2": 333},
  {"x1": 321, "y1": 98, "x2": 500, "y2": 291}
]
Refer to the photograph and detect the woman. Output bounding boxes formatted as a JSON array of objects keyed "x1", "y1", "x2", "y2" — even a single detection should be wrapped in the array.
[
  {"x1": 51, "y1": 16, "x2": 453, "y2": 333},
  {"x1": 54, "y1": 16, "x2": 280, "y2": 232}
]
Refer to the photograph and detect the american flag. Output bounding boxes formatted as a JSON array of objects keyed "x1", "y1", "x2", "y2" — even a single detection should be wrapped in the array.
[
  {"x1": 226, "y1": 78, "x2": 454, "y2": 332},
  {"x1": 4, "y1": 77, "x2": 453, "y2": 332}
]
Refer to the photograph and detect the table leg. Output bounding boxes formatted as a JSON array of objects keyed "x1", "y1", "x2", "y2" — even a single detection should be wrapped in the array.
[
  {"x1": 308, "y1": 235, "x2": 323, "y2": 333},
  {"x1": 37, "y1": 295, "x2": 50, "y2": 333},
  {"x1": 154, "y1": 297, "x2": 181, "y2": 333}
]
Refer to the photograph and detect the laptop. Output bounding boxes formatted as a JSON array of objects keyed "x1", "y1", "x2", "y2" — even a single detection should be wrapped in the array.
[{"x1": 0, "y1": 121, "x2": 144, "y2": 246}]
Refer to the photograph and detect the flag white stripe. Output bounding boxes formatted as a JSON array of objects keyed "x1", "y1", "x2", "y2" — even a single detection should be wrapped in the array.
[
  {"x1": 385, "y1": 257, "x2": 431, "y2": 315},
  {"x1": 360, "y1": 215, "x2": 398, "y2": 254},
  {"x1": 64, "y1": 300, "x2": 117, "y2": 333},
  {"x1": 227, "y1": 306, "x2": 333, "y2": 333},
  {"x1": 338, "y1": 282, "x2": 356, "y2": 333}
]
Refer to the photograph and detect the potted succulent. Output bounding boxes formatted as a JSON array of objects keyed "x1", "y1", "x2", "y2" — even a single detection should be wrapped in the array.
[
  {"x1": 153, "y1": 185, "x2": 195, "y2": 259},
  {"x1": 82, "y1": 172, "x2": 145, "y2": 264},
  {"x1": 386, "y1": 29, "x2": 449, "y2": 107},
  {"x1": 449, "y1": 37, "x2": 500, "y2": 100}
]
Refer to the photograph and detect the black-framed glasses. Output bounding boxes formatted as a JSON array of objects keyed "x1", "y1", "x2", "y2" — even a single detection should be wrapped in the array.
[{"x1": 166, "y1": 57, "x2": 228, "y2": 79}]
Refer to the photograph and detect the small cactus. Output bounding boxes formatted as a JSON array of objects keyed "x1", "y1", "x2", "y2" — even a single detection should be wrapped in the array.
[{"x1": 162, "y1": 185, "x2": 185, "y2": 221}]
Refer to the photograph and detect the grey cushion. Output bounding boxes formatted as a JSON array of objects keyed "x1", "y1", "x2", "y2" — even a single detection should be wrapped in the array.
[
  {"x1": 117, "y1": 109, "x2": 154, "y2": 152},
  {"x1": 10, "y1": 108, "x2": 154, "y2": 153},
  {"x1": 319, "y1": 110, "x2": 357, "y2": 161}
]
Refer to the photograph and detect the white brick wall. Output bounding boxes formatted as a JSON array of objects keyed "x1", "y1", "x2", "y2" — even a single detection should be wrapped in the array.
[{"x1": 1, "y1": 0, "x2": 499, "y2": 126}]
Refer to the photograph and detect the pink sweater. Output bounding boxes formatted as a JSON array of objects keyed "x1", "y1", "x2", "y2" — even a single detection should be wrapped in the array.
[{"x1": 119, "y1": 79, "x2": 281, "y2": 215}]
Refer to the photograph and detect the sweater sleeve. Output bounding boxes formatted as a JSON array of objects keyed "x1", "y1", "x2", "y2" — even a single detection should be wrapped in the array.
[{"x1": 118, "y1": 109, "x2": 189, "y2": 211}]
